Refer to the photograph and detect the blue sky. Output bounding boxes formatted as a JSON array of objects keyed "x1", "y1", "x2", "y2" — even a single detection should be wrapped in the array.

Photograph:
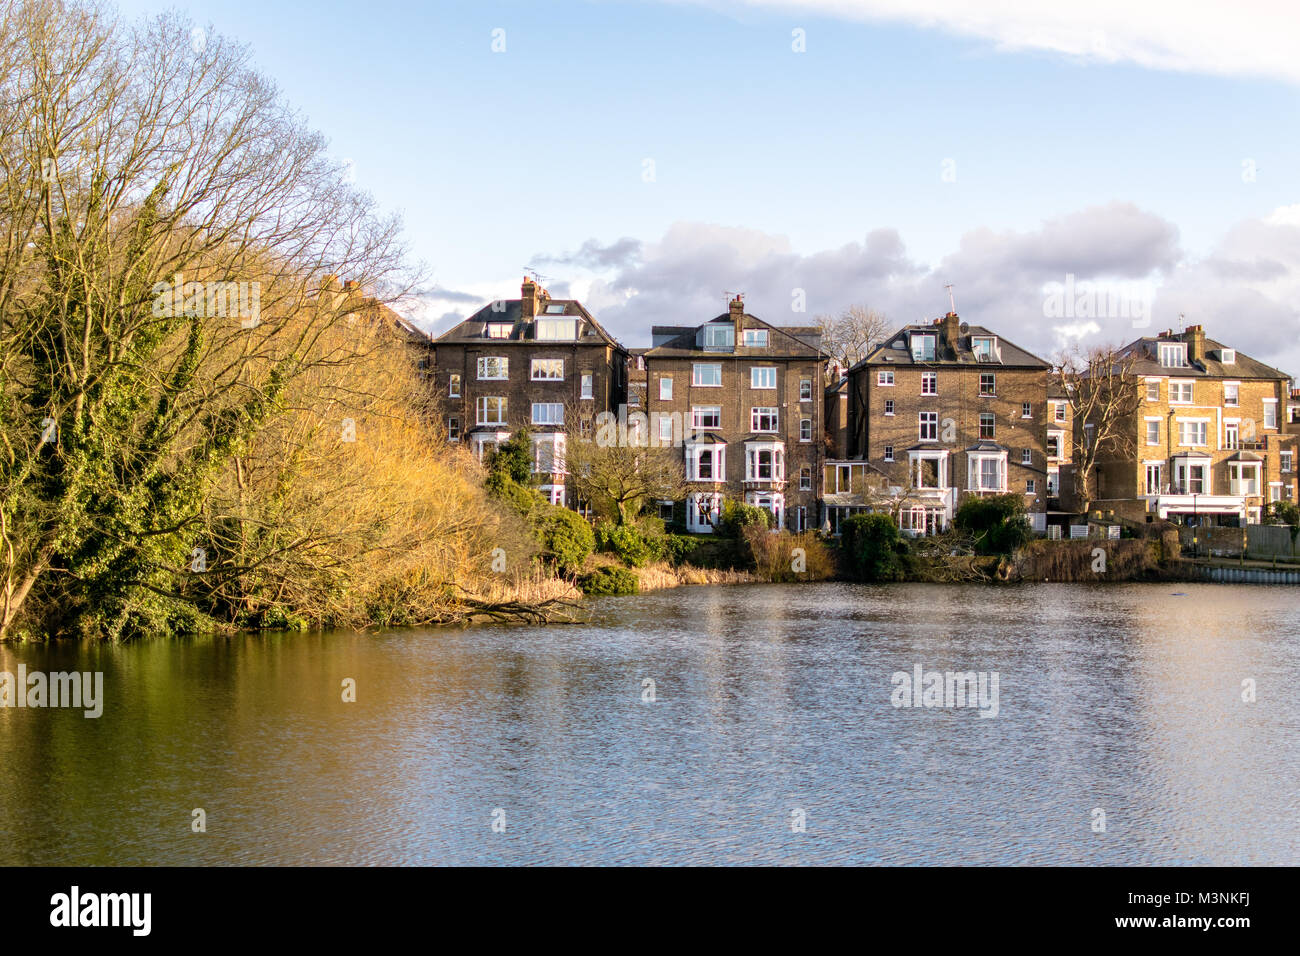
[{"x1": 114, "y1": 0, "x2": 1300, "y2": 369}]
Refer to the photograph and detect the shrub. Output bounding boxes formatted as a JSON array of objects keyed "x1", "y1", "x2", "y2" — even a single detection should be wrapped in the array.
[
  {"x1": 745, "y1": 529, "x2": 835, "y2": 581},
  {"x1": 578, "y1": 566, "x2": 640, "y2": 596},
  {"x1": 954, "y1": 493, "x2": 1033, "y2": 555},
  {"x1": 718, "y1": 499, "x2": 770, "y2": 537},
  {"x1": 533, "y1": 504, "x2": 595, "y2": 576},
  {"x1": 596, "y1": 521, "x2": 654, "y2": 567},
  {"x1": 840, "y1": 513, "x2": 907, "y2": 581},
  {"x1": 486, "y1": 428, "x2": 533, "y2": 485}
]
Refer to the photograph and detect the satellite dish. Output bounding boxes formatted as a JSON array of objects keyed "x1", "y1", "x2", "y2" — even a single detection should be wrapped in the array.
[{"x1": 959, "y1": 323, "x2": 970, "y2": 334}]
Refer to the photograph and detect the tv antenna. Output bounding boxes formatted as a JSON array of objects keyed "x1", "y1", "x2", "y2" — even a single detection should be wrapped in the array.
[
  {"x1": 1178, "y1": 312, "x2": 1186, "y2": 332},
  {"x1": 524, "y1": 267, "x2": 550, "y2": 285},
  {"x1": 944, "y1": 283, "x2": 957, "y2": 314},
  {"x1": 724, "y1": 290, "x2": 744, "y2": 303}
]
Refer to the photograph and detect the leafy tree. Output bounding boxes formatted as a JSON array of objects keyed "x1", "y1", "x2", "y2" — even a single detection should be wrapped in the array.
[{"x1": 955, "y1": 494, "x2": 1032, "y2": 555}]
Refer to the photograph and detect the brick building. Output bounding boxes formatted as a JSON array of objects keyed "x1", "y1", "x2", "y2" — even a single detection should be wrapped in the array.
[
  {"x1": 844, "y1": 312, "x2": 1051, "y2": 534},
  {"x1": 428, "y1": 277, "x2": 627, "y2": 507},
  {"x1": 1086, "y1": 325, "x2": 1297, "y2": 524},
  {"x1": 643, "y1": 296, "x2": 824, "y2": 532}
]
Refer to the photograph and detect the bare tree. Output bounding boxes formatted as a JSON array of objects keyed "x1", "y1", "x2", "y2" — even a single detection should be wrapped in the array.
[
  {"x1": 0, "y1": 0, "x2": 411, "y2": 638},
  {"x1": 816, "y1": 305, "x2": 891, "y2": 381},
  {"x1": 1054, "y1": 344, "x2": 1141, "y2": 513},
  {"x1": 563, "y1": 406, "x2": 687, "y2": 525}
]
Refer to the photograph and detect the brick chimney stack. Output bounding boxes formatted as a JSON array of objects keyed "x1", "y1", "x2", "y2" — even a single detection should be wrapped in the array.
[
  {"x1": 942, "y1": 311, "x2": 961, "y2": 351},
  {"x1": 521, "y1": 276, "x2": 549, "y2": 321},
  {"x1": 729, "y1": 294, "x2": 745, "y2": 342},
  {"x1": 1186, "y1": 324, "x2": 1206, "y2": 364}
]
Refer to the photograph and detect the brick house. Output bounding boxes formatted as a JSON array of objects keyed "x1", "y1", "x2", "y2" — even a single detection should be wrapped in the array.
[
  {"x1": 1086, "y1": 325, "x2": 1297, "y2": 525},
  {"x1": 428, "y1": 277, "x2": 627, "y2": 507},
  {"x1": 844, "y1": 312, "x2": 1051, "y2": 535},
  {"x1": 643, "y1": 296, "x2": 825, "y2": 532},
  {"x1": 1045, "y1": 375, "x2": 1074, "y2": 521}
]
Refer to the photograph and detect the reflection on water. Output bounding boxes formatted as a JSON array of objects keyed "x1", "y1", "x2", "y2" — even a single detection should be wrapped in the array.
[{"x1": 0, "y1": 583, "x2": 1296, "y2": 865}]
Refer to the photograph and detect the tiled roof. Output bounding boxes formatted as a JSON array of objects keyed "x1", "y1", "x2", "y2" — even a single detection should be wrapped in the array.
[
  {"x1": 645, "y1": 313, "x2": 822, "y2": 358},
  {"x1": 856, "y1": 321, "x2": 1049, "y2": 371},
  {"x1": 1117, "y1": 334, "x2": 1288, "y2": 380},
  {"x1": 433, "y1": 298, "x2": 624, "y2": 350}
]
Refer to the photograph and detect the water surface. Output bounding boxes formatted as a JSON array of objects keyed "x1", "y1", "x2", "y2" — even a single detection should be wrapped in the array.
[{"x1": 1, "y1": 583, "x2": 1296, "y2": 865}]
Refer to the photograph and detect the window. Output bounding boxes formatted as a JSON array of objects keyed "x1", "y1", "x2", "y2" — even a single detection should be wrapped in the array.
[
  {"x1": 883, "y1": 445, "x2": 894, "y2": 462},
  {"x1": 692, "y1": 406, "x2": 721, "y2": 430},
  {"x1": 1145, "y1": 420, "x2": 1160, "y2": 445},
  {"x1": 751, "y1": 367, "x2": 776, "y2": 389},
  {"x1": 628, "y1": 388, "x2": 642, "y2": 407},
  {"x1": 581, "y1": 373, "x2": 593, "y2": 399},
  {"x1": 1021, "y1": 402, "x2": 1032, "y2": 418},
  {"x1": 910, "y1": 333, "x2": 936, "y2": 362},
  {"x1": 979, "y1": 413, "x2": 995, "y2": 440},
  {"x1": 486, "y1": 323, "x2": 512, "y2": 338},
  {"x1": 1221, "y1": 349, "x2": 1236, "y2": 364},
  {"x1": 702, "y1": 324, "x2": 734, "y2": 351},
  {"x1": 532, "y1": 433, "x2": 566, "y2": 474},
  {"x1": 751, "y1": 407, "x2": 778, "y2": 432},
  {"x1": 1283, "y1": 451, "x2": 1294, "y2": 473},
  {"x1": 531, "y1": 403, "x2": 564, "y2": 425},
  {"x1": 1144, "y1": 463, "x2": 1164, "y2": 495},
  {"x1": 1224, "y1": 422, "x2": 1239, "y2": 449},
  {"x1": 544, "y1": 304, "x2": 567, "y2": 314},
  {"x1": 535, "y1": 318, "x2": 577, "y2": 340},
  {"x1": 911, "y1": 454, "x2": 943, "y2": 490},
  {"x1": 1145, "y1": 380, "x2": 1160, "y2": 402},
  {"x1": 1047, "y1": 433, "x2": 1063, "y2": 458},
  {"x1": 800, "y1": 418, "x2": 812, "y2": 442},
  {"x1": 977, "y1": 457, "x2": 1003, "y2": 491},
  {"x1": 1026, "y1": 479, "x2": 1036, "y2": 494},
  {"x1": 972, "y1": 336, "x2": 997, "y2": 362},
  {"x1": 799, "y1": 467, "x2": 812, "y2": 490},
  {"x1": 878, "y1": 370, "x2": 895, "y2": 387},
  {"x1": 1223, "y1": 382, "x2": 1239, "y2": 406},
  {"x1": 979, "y1": 373, "x2": 996, "y2": 396},
  {"x1": 658, "y1": 501, "x2": 675, "y2": 522},
  {"x1": 743, "y1": 329, "x2": 768, "y2": 347},
  {"x1": 747, "y1": 446, "x2": 784, "y2": 481},
  {"x1": 449, "y1": 373, "x2": 461, "y2": 398},
  {"x1": 477, "y1": 356, "x2": 508, "y2": 380},
  {"x1": 477, "y1": 396, "x2": 506, "y2": 425},
  {"x1": 1053, "y1": 401, "x2": 1068, "y2": 422},
  {"x1": 1022, "y1": 449, "x2": 1032, "y2": 465},
  {"x1": 688, "y1": 445, "x2": 723, "y2": 481},
  {"x1": 579, "y1": 418, "x2": 593, "y2": 439},
  {"x1": 687, "y1": 492, "x2": 722, "y2": 531},
  {"x1": 1047, "y1": 468, "x2": 1060, "y2": 496},
  {"x1": 884, "y1": 399, "x2": 895, "y2": 416},
  {"x1": 800, "y1": 379, "x2": 813, "y2": 401},
  {"x1": 448, "y1": 417, "x2": 460, "y2": 442},
  {"x1": 659, "y1": 376, "x2": 673, "y2": 401},
  {"x1": 531, "y1": 358, "x2": 564, "y2": 381},
  {"x1": 657, "y1": 415, "x2": 674, "y2": 444},
  {"x1": 1178, "y1": 420, "x2": 1207, "y2": 446},
  {"x1": 1228, "y1": 462, "x2": 1259, "y2": 496},
  {"x1": 693, "y1": 363, "x2": 722, "y2": 387},
  {"x1": 1159, "y1": 343, "x2": 1188, "y2": 368},
  {"x1": 921, "y1": 372, "x2": 937, "y2": 396},
  {"x1": 837, "y1": 465, "x2": 851, "y2": 492},
  {"x1": 1174, "y1": 461, "x2": 1206, "y2": 494},
  {"x1": 1264, "y1": 400, "x2": 1279, "y2": 429},
  {"x1": 1170, "y1": 381, "x2": 1193, "y2": 404},
  {"x1": 919, "y1": 412, "x2": 938, "y2": 441}
]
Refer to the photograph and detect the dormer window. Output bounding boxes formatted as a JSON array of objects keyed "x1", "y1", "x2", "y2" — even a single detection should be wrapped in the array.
[
  {"x1": 1159, "y1": 342, "x2": 1188, "y2": 368},
  {"x1": 1220, "y1": 349, "x2": 1236, "y2": 364},
  {"x1": 544, "y1": 304, "x2": 567, "y2": 314},
  {"x1": 972, "y1": 336, "x2": 999, "y2": 362},
  {"x1": 701, "y1": 323, "x2": 734, "y2": 351},
  {"x1": 742, "y1": 328, "x2": 768, "y2": 347},
  {"x1": 486, "y1": 323, "x2": 512, "y2": 339},
  {"x1": 535, "y1": 317, "x2": 577, "y2": 340},
  {"x1": 910, "y1": 333, "x2": 936, "y2": 362}
]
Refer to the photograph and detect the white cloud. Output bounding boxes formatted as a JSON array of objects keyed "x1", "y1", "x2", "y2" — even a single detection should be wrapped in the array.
[{"x1": 681, "y1": 0, "x2": 1300, "y2": 84}]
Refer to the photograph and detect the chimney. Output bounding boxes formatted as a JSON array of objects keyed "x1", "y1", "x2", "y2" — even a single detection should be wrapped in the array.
[
  {"x1": 1186, "y1": 324, "x2": 1206, "y2": 364},
  {"x1": 729, "y1": 294, "x2": 745, "y2": 343},
  {"x1": 521, "y1": 276, "x2": 549, "y2": 321},
  {"x1": 942, "y1": 311, "x2": 960, "y2": 351}
]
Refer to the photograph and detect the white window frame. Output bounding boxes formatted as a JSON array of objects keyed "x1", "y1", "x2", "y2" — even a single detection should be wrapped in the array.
[
  {"x1": 659, "y1": 376, "x2": 673, "y2": 401},
  {"x1": 751, "y1": 407, "x2": 779, "y2": 433},
  {"x1": 1223, "y1": 381, "x2": 1239, "y2": 407},
  {"x1": 477, "y1": 356, "x2": 508, "y2": 380},
  {"x1": 685, "y1": 442, "x2": 725, "y2": 482},
  {"x1": 581, "y1": 373, "x2": 594, "y2": 399},
  {"x1": 742, "y1": 328, "x2": 768, "y2": 348},
  {"x1": 921, "y1": 371, "x2": 937, "y2": 396},
  {"x1": 693, "y1": 363, "x2": 723, "y2": 387},
  {"x1": 530, "y1": 358, "x2": 564, "y2": 381},
  {"x1": 531, "y1": 402, "x2": 564, "y2": 425},
  {"x1": 1159, "y1": 343, "x2": 1188, "y2": 368},
  {"x1": 745, "y1": 441, "x2": 785, "y2": 482},
  {"x1": 919, "y1": 411, "x2": 938, "y2": 442},
  {"x1": 535, "y1": 317, "x2": 577, "y2": 341},
  {"x1": 1263, "y1": 399, "x2": 1279, "y2": 429},
  {"x1": 799, "y1": 418, "x2": 812, "y2": 442},
  {"x1": 878, "y1": 370, "x2": 895, "y2": 387},
  {"x1": 486, "y1": 323, "x2": 512, "y2": 339},
  {"x1": 751, "y1": 366, "x2": 777, "y2": 389},
  {"x1": 1169, "y1": 380, "x2": 1194, "y2": 405},
  {"x1": 910, "y1": 333, "x2": 936, "y2": 362},
  {"x1": 691, "y1": 406, "x2": 721, "y2": 430},
  {"x1": 531, "y1": 433, "x2": 567, "y2": 474},
  {"x1": 686, "y1": 492, "x2": 723, "y2": 532},
  {"x1": 884, "y1": 399, "x2": 895, "y2": 416},
  {"x1": 1144, "y1": 379, "x2": 1160, "y2": 402},
  {"x1": 968, "y1": 451, "x2": 1008, "y2": 492},
  {"x1": 1144, "y1": 417, "x2": 1161, "y2": 446},
  {"x1": 476, "y1": 396, "x2": 507, "y2": 426},
  {"x1": 449, "y1": 373, "x2": 461, "y2": 398},
  {"x1": 1177, "y1": 418, "x2": 1208, "y2": 447},
  {"x1": 800, "y1": 379, "x2": 813, "y2": 402},
  {"x1": 908, "y1": 449, "x2": 948, "y2": 490}
]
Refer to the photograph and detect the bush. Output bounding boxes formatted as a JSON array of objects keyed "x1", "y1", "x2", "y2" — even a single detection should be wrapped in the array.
[
  {"x1": 533, "y1": 504, "x2": 595, "y2": 576},
  {"x1": 662, "y1": 534, "x2": 700, "y2": 565},
  {"x1": 718, "y1": 499, "x2": 770, "y2": 537},
  {"x1": 578, "y1": 566, "x2": 640, "y2": 596},
  {"x1": 596, "y1": 521, "x2": 654, "y2": 567},
  {"x1": 840, "y1": 513, "x2": 907, "y2": 581},
  {"x1": 745, "y1": 529, "x2": 835, "y2": 581},
  {"x1": 954, "y1": 493, "x2": 1033, "y2": 555}
]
